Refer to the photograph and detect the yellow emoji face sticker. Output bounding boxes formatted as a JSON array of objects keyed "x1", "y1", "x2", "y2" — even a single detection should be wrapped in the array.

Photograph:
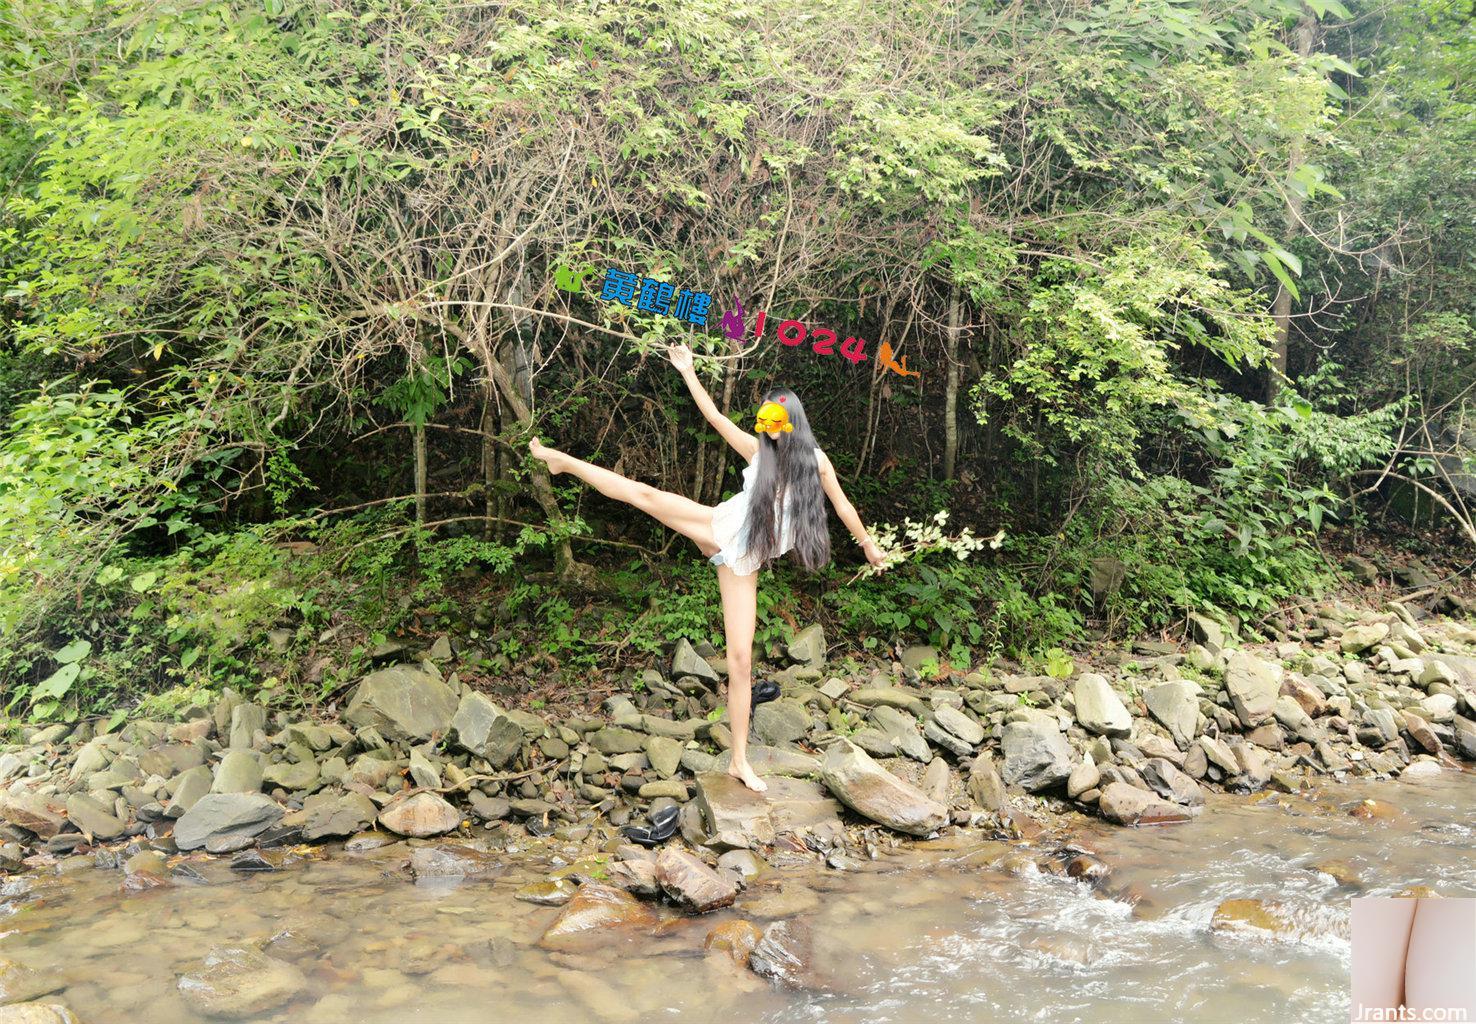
[{"x1": 753, "y1": 400, "x2": 794, "y2": 434}]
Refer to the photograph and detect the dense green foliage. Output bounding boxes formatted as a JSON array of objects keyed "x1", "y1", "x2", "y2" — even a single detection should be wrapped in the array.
[{"x1": 0, "y1": 0, "x2": 1472, "y2": 721}]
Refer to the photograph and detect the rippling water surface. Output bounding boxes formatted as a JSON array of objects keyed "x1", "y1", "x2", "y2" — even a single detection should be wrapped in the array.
[{"x1": 1, "y1": 768, "x2": 1472, "y2": 1024}]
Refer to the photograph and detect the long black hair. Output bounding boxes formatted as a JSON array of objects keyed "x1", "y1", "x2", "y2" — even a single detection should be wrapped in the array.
[{"x1": 743, "y1": 387, "x2": 831, "y2": 572}]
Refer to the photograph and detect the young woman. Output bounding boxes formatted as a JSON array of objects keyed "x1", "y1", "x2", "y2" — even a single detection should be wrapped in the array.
[{"x1": 528, "y1": 341, "x2": 888, "y2": 793}]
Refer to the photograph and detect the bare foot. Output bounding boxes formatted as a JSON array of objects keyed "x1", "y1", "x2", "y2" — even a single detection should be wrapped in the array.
[
  {"x1": 528, "y1": 436, "x2": 567, "y2": 475},
  {"x1": 727, "y1": 760, "x2": 768, "y2": 793}
]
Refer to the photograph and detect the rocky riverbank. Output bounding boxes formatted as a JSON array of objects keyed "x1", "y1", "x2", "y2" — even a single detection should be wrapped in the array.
[{"x1": 1, "y1": 595, "x2": 1474, "y2": 1019}]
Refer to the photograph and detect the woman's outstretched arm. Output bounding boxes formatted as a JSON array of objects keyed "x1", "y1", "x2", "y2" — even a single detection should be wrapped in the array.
[
  {"x1": 815, "y1": 451, "x2": 886, "y2": 567},
  {"x1": 1350, "y1": 897, "x2": 1419, "y2": 1021},
  {"x1": 667, "y1": 343, "x2": 758, "y2": 464}
]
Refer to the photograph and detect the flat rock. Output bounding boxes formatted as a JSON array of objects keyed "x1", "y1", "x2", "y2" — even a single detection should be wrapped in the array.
[
  {"x1": 0, "y1": 795, "x2": 66, "y2": 840},
  {"x1": 712, "y1": 746, "x2": 821, "y2": 778},
  {"x1": 409, "y1": 844, "x2": 502, "y2": 879},
  {"x1": 818, "y1": 740, "x2": 947, "y2": 837},
  {"x1": 378, "y1": 792, "x2": 460, "y2": 838},
  {"x1": 932, "y1": 704, "x2": 984, "y2": 746},
  {"x1": 64, "y1": 794, "x2": 125, "y2": 840},
  {"x1": 765, "y1": 776, "x2": 844, "y2": 835},
  {"x1": 301, "y1": 793, "x2": 378, "y2": 841},
  {"x1": 694, "y1": 773, "x2": 776, "y2": 850},
  {"x1": 538, "y1": 883, "x2": 657, "y2": 952},
  {"x1": 177, "y1": 947, "x2": 305, "y2": 1019},
  {"x1": 173, "y1": 794, "x2": 283, "y2": 852},
  {"x1": 0, "y1": 960, "x2": 64, "y2": 1006}
]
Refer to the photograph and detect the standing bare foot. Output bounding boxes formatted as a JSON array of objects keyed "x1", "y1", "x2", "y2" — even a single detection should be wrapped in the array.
[
  {"x1": 727, "y1": 759, "x2": 768, "y2": 794},
  {"x1": 528, "y1": 436, "x2": 567, "y2": 475}
]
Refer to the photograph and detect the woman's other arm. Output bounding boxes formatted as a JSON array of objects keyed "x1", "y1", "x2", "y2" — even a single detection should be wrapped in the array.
[
  {"x1": 815, "y1": 451, "x2": 886, "y2": 567},
  {"x1": 667, "y1": 343, "x2": 758, "y2": 464}
]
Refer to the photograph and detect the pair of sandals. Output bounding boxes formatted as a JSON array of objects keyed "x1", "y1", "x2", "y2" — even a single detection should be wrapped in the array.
[{"x1": 621, "y1": 804, "x2": 680, "y2": 847}]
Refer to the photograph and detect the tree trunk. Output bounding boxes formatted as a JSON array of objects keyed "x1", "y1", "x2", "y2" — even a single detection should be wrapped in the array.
[
  {"x1": 1270, "y1": 7, "x2": 1318, "y2": 402},
  {"x1": 944, "y1": 283, "x2": 962, "y2": 480},
  {"x1": 413, "y1": 422, "x2": 427, "y2": 526},
  {"x1": 480, "y1": 378, "x2": 497, "y2": 541}
]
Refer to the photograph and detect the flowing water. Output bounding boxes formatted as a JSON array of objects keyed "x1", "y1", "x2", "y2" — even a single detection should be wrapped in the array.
[{"x1": 1, "y1": 768, "x2": 1472, "y2": 1024}]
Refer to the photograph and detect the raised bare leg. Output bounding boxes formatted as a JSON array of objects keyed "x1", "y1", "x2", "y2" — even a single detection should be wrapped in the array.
[
  {"x1": 716, "y1": 562, "x2": 766, "y2": 793},
  {"x1": 530, "y1": 437, "x2": 720, "y2": 555}
]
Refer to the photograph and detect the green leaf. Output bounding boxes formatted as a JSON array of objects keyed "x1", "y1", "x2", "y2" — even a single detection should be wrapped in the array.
[
  {"x1": 32, "y1": 662, "x2": 80, "y2": 702},
  {"x1": 130, "y1": 571, "x2": 159, "y2": 593},
  {"x1": 55, "y1": 639, "x2": 92, "y2": 664},
  {"x1": 1260, "y1": 251, "x2": 1301, "y2": 302}
]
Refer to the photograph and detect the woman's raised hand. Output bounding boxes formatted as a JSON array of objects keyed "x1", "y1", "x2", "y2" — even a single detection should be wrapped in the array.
[
  {"x1": 862, "y1": 539, "x2": 889, "y2": 570},
  {"x1": 667, "y1": 342, "x2": 694, "y2": 374}
]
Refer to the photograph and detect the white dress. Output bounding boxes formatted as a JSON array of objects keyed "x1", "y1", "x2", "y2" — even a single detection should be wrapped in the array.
[{"x1": 709, "y1": 445, "x2": 820, "y2": 576}]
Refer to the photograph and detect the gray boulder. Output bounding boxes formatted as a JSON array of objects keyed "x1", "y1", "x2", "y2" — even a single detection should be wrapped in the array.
[
  {"x1": 344, "y1": 665, "x2": 458, "y2": 743},
  {"x1": 752, "y1": 699, "x2": 811, "y2": 746},
  {"x1": 694, "y1": 773, "x2": 776, "y2": 849},
  {"x1": 449, "y1": 692, "x2": 523, "y2": 767},
  {"x1": 1224, "y1": 652, "x2": 1282, "y2": 729},
  {"x1": 818, "y1": 741, "x2": 947, "y2": 837},
  {"x1": 1073, "y1": 674, "x2": 1132, "y2": 737},
  {"x1": 377, "y1": 792, "x2": 459, "y2": 838},
  {"x1": 868, "y1": 706, "x2": 930, "y2": 763},
  {"x1": 655, "y1": 848, "x2": 737, "y2": 913},
  {"x1": 1340, "y1": 621, "x2": 1390, "y2": 655},
  {"x1": 671, "y1": 639, "x2": 720, "y2": 687},
  {"x1": 166, "y1": 765, "x2": 213, "y2": 818},
  {"x1": 1000, "y1": 719, "x2": 1074, "y2": 792},
  {"x1": 1144, "y1": 681, "x2": 1200, "y2": 748},
  {"x1": 210, "y1": 750, "x2": 263, "y2": 794},
  {"x1": 1097, "y1": 781, "x2": 1199, "y2": 825},
  {"x1": 786, "y1": 624, "x2": 827, "y2": 668},
  {"x1": 1140, "y1": 758, "x2": 1205, "y2": 806}
]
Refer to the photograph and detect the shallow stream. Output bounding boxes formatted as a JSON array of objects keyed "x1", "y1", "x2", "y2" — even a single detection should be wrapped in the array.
[{"x1": 2, "y1": 768, "x2": 1472, "y2": 1023}]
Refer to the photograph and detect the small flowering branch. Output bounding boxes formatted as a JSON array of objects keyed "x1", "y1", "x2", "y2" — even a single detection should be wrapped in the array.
[{"x1": 846, "y1": 509, "x2": 1005, "y2": 584}]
